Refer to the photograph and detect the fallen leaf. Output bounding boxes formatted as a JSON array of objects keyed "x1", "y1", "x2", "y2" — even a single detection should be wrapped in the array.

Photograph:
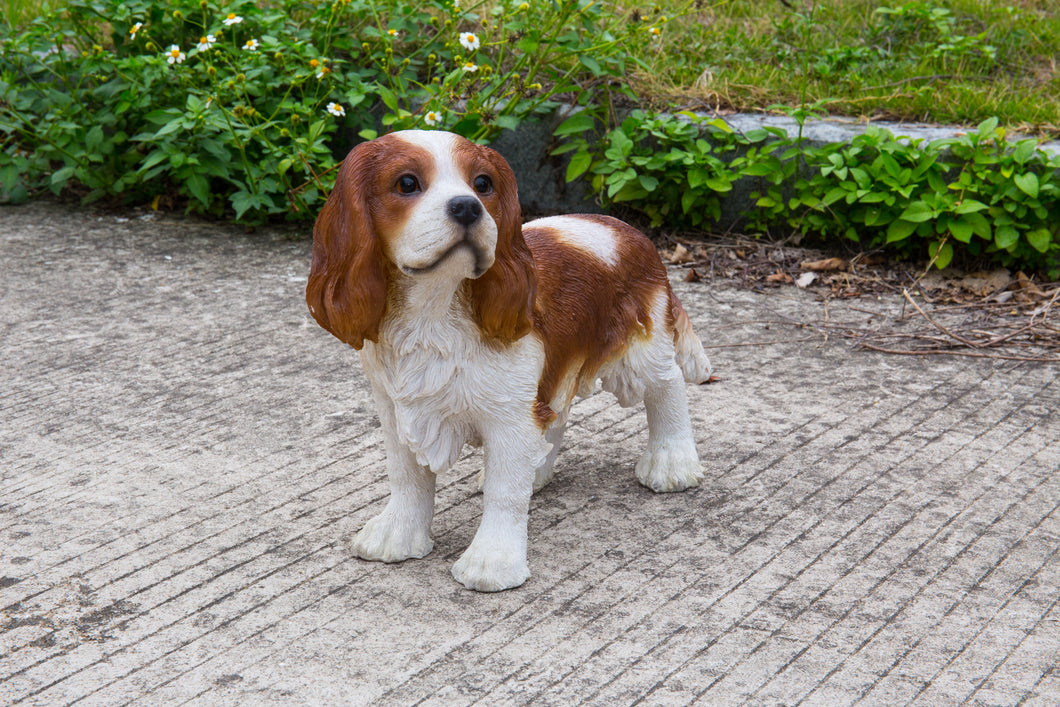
[
  {"x1": 671, "y1": 244, "x2": 694, "y2": 264},
  {"x1": 766, "y1": 271, "x2": 793, "y2": 284},
  {"x1": 917, "y1": 272, "x2": 946, "y2": 292},
  {"x1": 684, "y1": 268, "x2": 701, "y2": 283},
  {"x1": 1013, "y1": 271, "x2": 1045, "y2": 298},
  {"x1": 988, "y1": 290, "x2": 1014, "y2": 304},
  {"x1": 795, "y1": 271, "x2": 818, "y2": 288},
  {"x1": 960, "y1": 269, "x2": 1011, "y2": 297},
  {"x1": 800, "y1": 257, "x2": 849, "y2": 272}
]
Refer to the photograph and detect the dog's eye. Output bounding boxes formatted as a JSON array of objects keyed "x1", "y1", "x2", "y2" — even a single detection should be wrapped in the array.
[
  {"x1": 396, "y1": 175, "x2": 420, "y2": 194},
  {"x1": 473, "y1": 175, "x2": 492, "y2": 195}
]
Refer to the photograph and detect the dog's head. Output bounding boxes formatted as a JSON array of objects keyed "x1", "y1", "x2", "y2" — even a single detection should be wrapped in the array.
[{"x1": 306, "y1": 130, "x2": 536, "y2": 349}]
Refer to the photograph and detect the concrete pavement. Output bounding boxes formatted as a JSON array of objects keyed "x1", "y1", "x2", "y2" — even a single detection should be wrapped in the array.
[{"x1": 2, "y1": 201, "x2": 1059, "y2": 705}]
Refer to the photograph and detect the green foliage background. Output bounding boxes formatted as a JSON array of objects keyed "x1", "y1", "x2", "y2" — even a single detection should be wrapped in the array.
[
  {"x1": 1, "y1": 0, "x2": 1058, "y2": 276},
  {"x1": 0, "y1": 0, "x2": 647, "y2": 219},
  {"x1": 568, "y1": 111, "x2": 1060, "y2": 276}
]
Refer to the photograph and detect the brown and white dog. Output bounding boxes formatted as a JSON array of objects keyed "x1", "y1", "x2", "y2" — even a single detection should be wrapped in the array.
[{"x1": 306, "y1": 130, "x2": 711, "y2": 591}]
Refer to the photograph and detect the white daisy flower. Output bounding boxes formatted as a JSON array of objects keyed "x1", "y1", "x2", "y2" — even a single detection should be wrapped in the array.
[
  {"x1": 223, "y1": 13, "x2": 243, "y2": 26},
  {"x1": 424, "y1": 110, "x2": 442, "y2": 126},
  {"x1": 129, "y1": 22, "x2": 143, "y2": 39},
  {"x1": 461, "y1": 61, "x2": 478, "y2": 73},
  {"x1": 326, "y1": 102, "x2": 345, "y2": 117},
  {"x1": 243, "y1": 38, "x2": 260, "y2": 51},
  {"x1": 165, "y1": 45, "x2": 185, "y2": 65},
  {"x1": 459, "y1": 32, "x2": 480, "y2": 51},
  {"x1": 196, "y1": 35, "x2": 216, "y2": 51}
]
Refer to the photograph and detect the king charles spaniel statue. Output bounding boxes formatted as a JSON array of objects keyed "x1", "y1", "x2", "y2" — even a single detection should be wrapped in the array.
[{"x1": 306, "y1": 130, "x2": 711, "y2": 592}]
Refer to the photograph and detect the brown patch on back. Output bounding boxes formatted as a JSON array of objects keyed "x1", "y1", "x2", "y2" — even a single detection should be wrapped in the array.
[{"x1": 526, "y1": 215, "x2": 671, "y2": 427}]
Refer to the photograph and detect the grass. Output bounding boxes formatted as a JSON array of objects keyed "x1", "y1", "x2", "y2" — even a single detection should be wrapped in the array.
[
  {"x1": 0, "y1": 0, "x2": 50, "y2": 28},
  {"x1": 636, "y1": 0, "x2": 1060, "y2": 137}
]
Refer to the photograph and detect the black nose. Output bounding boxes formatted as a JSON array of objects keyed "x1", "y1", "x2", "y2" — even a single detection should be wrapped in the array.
[{"x1": 447, "y1": 196, "x2": 483, "y2": 227}]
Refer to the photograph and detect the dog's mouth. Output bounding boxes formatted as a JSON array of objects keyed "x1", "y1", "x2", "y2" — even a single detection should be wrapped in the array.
[{"x1": 401, "y1": 238, "x2": 492, "y2": 278}]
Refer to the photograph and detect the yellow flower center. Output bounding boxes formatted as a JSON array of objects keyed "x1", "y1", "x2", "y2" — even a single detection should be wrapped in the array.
[
  {"x1": 310, "y1": 59, "x2": 319, "y2": 67},
  {"x1": 200, "y1": 36, "x2": 208, "y2": 43},
  {"x1": 170, "y1": 49, "x2": 180, "y2": 57},
  {"x1": 227, "y1": 13, "x2": 236, "y2": 19}
]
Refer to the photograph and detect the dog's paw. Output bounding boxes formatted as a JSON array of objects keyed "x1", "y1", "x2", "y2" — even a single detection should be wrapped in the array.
[
  {"x1": 451, "y1": 541, "x2": 530, "y2": 592},
  {"x1": 351, "y1": 511, "x2": 433, "y2": 563},
  {"x1": 635, "y1": 441, "x2": 703, "y2": 493}
]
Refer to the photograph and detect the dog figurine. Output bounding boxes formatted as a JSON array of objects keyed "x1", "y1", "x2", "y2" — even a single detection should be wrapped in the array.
[{"x1": 306, "y1": 130, "x2": 711, "y2": 591}]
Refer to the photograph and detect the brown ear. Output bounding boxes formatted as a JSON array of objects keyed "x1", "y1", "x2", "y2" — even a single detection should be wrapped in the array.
[
  {"x1": 305, "y1": 144, "x2": 388, "y2": 349},
  {"x1": 469, "y1": 146, "x2": 537, "y2": 344}
]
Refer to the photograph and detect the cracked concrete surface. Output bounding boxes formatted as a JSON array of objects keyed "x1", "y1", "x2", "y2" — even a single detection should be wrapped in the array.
[{"x1": 2, "y1": 201, "x2": 1059, "y2": 706}]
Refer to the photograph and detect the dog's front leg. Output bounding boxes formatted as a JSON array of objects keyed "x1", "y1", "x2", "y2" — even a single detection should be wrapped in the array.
[
  {"x1": 352, "y1": 400, "x2": 435, "y2": 563},
  {"x1": 451, "y1": 423, "x2": 546, "y2": 592}
]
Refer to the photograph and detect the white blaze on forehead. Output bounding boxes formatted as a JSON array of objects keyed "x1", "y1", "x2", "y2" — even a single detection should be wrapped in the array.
[
  {"x1": 527, "y1": 215, "x2": 619, "y2": 267},
  {"x1": 391, "y1": 129, "x2": 462, "y2": 183}
]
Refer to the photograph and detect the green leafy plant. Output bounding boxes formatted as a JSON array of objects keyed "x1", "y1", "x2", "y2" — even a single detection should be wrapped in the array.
[
  {"x1": 1, "y1": 0, "x2": 366, "y2": 218},
  {"x1": 0, "y1": 0, "x2": 663, "y2": 220},
  {"x1": 571, "y1": 111, "x2": 1060, "y2": 276},
  {"x1": 873, "y1": 2, "x2": 998, "y2": 69},
  {"x1": 556, "y1": 110, "x2": 744, "y2": 228}
]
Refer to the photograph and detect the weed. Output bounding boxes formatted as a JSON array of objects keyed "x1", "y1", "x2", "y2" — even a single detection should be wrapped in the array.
[
  {"x1": 0, "y1": 0, "x2": 661, "y2": 220},
  {"x1": 645, "y1": 0, "x2": 1059, "y2": 132},
  {"x1": 569, "y1": 112, "x2": 1060, "y2": 276}
]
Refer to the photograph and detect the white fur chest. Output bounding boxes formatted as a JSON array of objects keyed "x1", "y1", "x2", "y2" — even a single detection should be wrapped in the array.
[{"x1": 360, "y1": 304, "x2": 543, "y2": 473}]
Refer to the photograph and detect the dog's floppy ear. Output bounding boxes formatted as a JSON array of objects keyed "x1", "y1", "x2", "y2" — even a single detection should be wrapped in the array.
[
  {"x1": 306, "y1": 143, "x2": 388, "y2": 349},
  {"x1": 468, "y1": 145, "x2": 537, "y2": 344}
]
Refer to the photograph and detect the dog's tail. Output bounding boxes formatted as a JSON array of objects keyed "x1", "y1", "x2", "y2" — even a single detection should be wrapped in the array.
[{"x1": 671, "y1": 291, "x2": 712, "y2": 384}]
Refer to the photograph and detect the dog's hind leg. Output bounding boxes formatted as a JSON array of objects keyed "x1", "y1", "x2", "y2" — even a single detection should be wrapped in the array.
[
  {"x1": 602, "y1": 290, "x2": 705, "y2": 493},
  {"x1": 635, "y1": 363, "x2": 704, "y2": 493},
  {"x1": 533, "y1": 411, "x2": 567, "y2": 493}
]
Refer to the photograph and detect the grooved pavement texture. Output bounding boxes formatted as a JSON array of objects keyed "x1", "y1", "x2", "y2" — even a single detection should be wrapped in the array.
[{"x1": 2, "y1": 202, "x2": 1059, "y2": 706}]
